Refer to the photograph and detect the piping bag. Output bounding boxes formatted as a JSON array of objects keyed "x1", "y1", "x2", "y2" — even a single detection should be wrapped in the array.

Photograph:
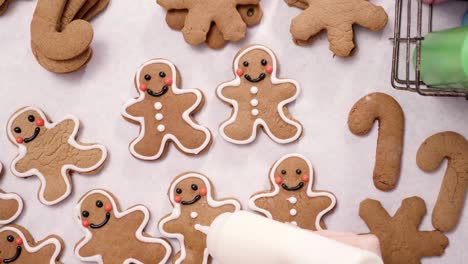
[
  {"x1": 415, "y1": 26, "x2": 468, "y2": 88},
  {"x1": 195, "y1": 211, "x2": 383, "y2": 264}
]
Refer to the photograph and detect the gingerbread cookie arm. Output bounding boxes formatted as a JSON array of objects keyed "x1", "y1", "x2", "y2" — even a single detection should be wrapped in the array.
[
  {"x1": 393, "y1": 196, "x2": 426, "y2": 227},
  {"x1": 416, "y1": 131, "x2": 468, "y2": 232},
  {"x1": 348, "y1": 93, "x2": 404, "y2": 191},
  {"x1": 31, "y1": 0, "x2": 93, "y2": 60},
  {"x1": 0, "y1": 191, "x2": 23, "y2": 225},
  {"x1": 249, "y1": 194, "x2": 276, "y2": 218},
  {"x1": 353, "y1": 0, "x2": 388, "y2": 31},
  {"x1": 359, "y1": 199, "x2": 391, "y2": 231},
  {"x1": 75, "y1": 237, "x2": 100, "y2": 260},
  {"x1": 290, "y1": 8, "x2": 325, "y2": 43},
  {"x1": 157, "y1": 0, "x2": 188, "y2": 10},
  {"x1": 417, "y1": 231, "x2": 450, "y2": 257},
  {"x1": 123, "y1": 100, "x2": 145, "y2": 118},
  {"x1": 159, "y1": 216, "x2": 182, "y2": 235}
]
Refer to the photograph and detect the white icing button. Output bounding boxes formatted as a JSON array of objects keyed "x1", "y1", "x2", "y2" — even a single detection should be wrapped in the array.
[
  {"x1": 157, "y1": 124, "x2": 165, "y2": 132},
  {"x1": 290, "y1": 209, "x2": 297, "y2": 216},
  {"x1": 154, "y1": 102, "x2": 162, "y2": 110},
  {"x1": 251, "y1": 109, "x2": 259, "y2": 116},
  {"x1": 155, "y1": 113, "x2": 164, "y2": 121},
  {"x1": 190, "y1": 212, "x2": 198, "y2": 219},
  {"x1": 287, "y1": 197, "x2": 297, "y2": 204},
  {"x1": 291, "y1": 221, "x2": 298, "y2": 226},
  {"x1": 250, "y1": 99, "x2": 258, "y2": 106},
  {"x1": 250, "y1": 86, "x2": 258, "y2": 94}
]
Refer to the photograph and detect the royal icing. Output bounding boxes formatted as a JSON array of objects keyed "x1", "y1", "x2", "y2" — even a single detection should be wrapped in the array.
[{"x1": 216, "y1": 45, "x2": 303, "y2": 144}]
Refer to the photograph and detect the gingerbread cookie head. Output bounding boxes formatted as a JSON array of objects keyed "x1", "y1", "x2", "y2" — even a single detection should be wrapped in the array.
[
  {"x1": 168, "y1": 173, "x2": 217, "y2": 210},
  {"x1": 0, "y1": 225, "x2": 63, "y2": 264},
  {"x1": 249, "y1": 153, "x2": 337, "y2": 230},
  {"x1": 217, "y1": 45, "x2": 303, "y2": 144},
  {"x1": 75, "y1": 189, "x2": 171, "y2": 263},
  {"x1": 7, "y1": 107, "x2": 48, "y2": 148},
  {"x1": 122, "y1": 59, "x2": 211, "y2": 160}
]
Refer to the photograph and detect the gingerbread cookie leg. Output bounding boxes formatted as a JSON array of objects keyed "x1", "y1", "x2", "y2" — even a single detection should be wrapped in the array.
[
  {"x1": 263, "y1": 110, "x2": 302, "y2": 142},
  {"x1": 40, "y1": 168, "x2": 71, "y2": 204},
  {"x1": 290, "y1": 10, "x2": 324, "y2": 44},
  {"x1": 131, "y1": 131, "x2": 165, "y2": 158},
  {"x1": 222, "y1": 116, "x2": 256, "y2": 142},
  {"x1": 354, "y1": 1, "x2": 388, "y2": 31},
  {"x1": 0, "y1": 191, "x2": 23, "y2": 225},
  {"x1": 326, "y1": 24, "x2": 355, "y2": 57},
  {"x1": 172, "y1": 121, "x2": 210, "y2": 152},
  {"x1": 181, "y1": 11, "x2": 212, "y2": 45},
  {"x1": 214, "y1": 10, "x2": 247, "y2": 42}
]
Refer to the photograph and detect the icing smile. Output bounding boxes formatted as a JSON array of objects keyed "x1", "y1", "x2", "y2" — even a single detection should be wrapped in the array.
[
  {"x1": 282, "y1": 182, "x2": 304, "y2": 191},
  {"x1": 23, "y1": 127, "x2": 40, "y2": 143},
  {"x1": 181, "y1": 195, "x2": 201, "y2": 205},
  {"x1": 147, "y1": 86, "x2": 169, "y2": 97},
  {"x1": 90, "y1": 213, "x2": 110, "y2": 229},
  {"x1": 3, "y1": 246, "x2": 22, "y2": 263},
  {"x1": 244, "y1": 73, "x2": 266, "y2": 83}
]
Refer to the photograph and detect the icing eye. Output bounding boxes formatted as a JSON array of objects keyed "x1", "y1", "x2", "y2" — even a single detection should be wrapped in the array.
[
  {"x1": 261, "y1": 59, "x2": 267, "y2": 66},
  {"x1": 82, "y1": 211, "x2": 90, "y2": 218},
  {"x1": 14, "y1": 127, "x2": 21, "y2": 134},
  {"x1": 144, "y1": 74, "x2": 151, "y2": 81},
  {"x1": 281, "y1": 170, "x2": 287, "y2": 175},
  {"x1": 7, "y1": 235, "x2": 14, "y2": 242},
  {"x1": 96, "y1": 200, "x2": 103, "y2": 208},
  {"x1": 296, "y1": 169, "x2": 302, "y2": 175},
  {"x1": 191, "y1": 184, "x2": 198, "y2": 191},
  {"x1": 159, "y1": 71, "x2": 166, "y2": 78},
  {"x1": 243, "y1": 61, "x2": 249, "y2": 67},
  {"x1": 28, "y1": 115, "x2": 35, "y2": 122},
  {"x1": 176, "y1": 188, "x2": 182, "y2": 194}
]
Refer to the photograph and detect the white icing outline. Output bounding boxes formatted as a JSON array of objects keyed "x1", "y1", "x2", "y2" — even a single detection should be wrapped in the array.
[
  {"x1": 74, "y1": 189, "x2": 172, "y2": 264},
  {"x1": 158, "y1": 172, "x2": 241, "y2": 264},
  {"x1": 248, "y1": 153, "x2": 337, "y2": 230},
  {"x1": 122, "y1": 59, "x2": 211, "y2": 160},
  {"x1": 0, "y1": 162, "x2": 23, "y2": 225},
  {"x1": 7, "y1": 107, "x2": 107, "y2": 206},
  {"x1": 0, "y1": 225, "x2": 62, "y2": 264},
  {"x1": 216, "y1": 45, "x2": 303, "y2": 144}
]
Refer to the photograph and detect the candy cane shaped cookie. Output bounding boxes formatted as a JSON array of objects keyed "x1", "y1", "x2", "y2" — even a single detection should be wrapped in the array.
[
  {"x1": 417, "y1": 131, "x2": 468, "y2": 232},
  {"x1": 348, "y1": 93, "x2": 404, "y2": 191}
]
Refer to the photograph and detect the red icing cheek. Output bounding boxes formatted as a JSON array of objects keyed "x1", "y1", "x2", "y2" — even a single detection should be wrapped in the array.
[
  {"x1": 164, "y1": 78, "x2": 173, "y2": 86},
  {"x1": 199, "y1": 188, "x2": 207, "y2": 196},
  {"x1": 16, "y1": 137, "x2": 24, "y2": 144},
  {"x1": 82, "y1": 220, "x2": 90, "y2": 228},
  {"x1": 302, "y1": 174, "x2": 309, "y2": 182},
  {"x1": 174, "y1": 196, "x2": 182, "y2": 203},
  {"x1": 265, "y1": 66, "x2": 273, "y2": 74},
  {"x1": 236, "y1": 68, "x2": 244, "y2": 77},
  {"x1": 15, "y1": 238, "x2": 23, "y2": 246},
  {"x1": 139, "y1": 84, "x2": 148, "y2": 91},
  {"x1": 275, "y1": 177, "x2": 283, "y2": 184},
  {"x1": 105, "y1": 204, "x2": 113, "y2": 212},
  {"x1": 35, "y1": 118, "x2": 44, "y2": 127}
]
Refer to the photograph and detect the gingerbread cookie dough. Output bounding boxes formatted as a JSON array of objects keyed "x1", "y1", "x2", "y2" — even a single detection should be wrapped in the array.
[
  {"x1": 285, "y1": 0, "x2": 388, "y2": 57},
  {"x1": 75, "y1": 189, "x2": 171, "y2": 263},
  {"x1": 0, "y1": 225, "x2": 64, "y2": 263},
  {"x1": 360, "y1": 197, "x2": 449, "y2": 264},
  {"x1": 417, "y1": 131, "x2": 468, "y2": 232},
  {"x1": 249, "y1": 153, "x2": 336, "y2": 230},
  {"x1": 159, "y1": 172, "x2": 241, "y2": 264},
  {"x1": 348, "y1": 92, "x2": 404, "y2": 191},
  {"x1": 217, "y1": 45, "x2": 303, "y2": 144},
  {"x1": 7, "y1": 107, "x2": 107, "y2": 205},
  {"x1": 165, "y1": 4, "x2": 263, "y2": 49},
  {"x1": 122, "y1": 59, "x2": 212, "y2": 160},
  {"x1": 157, "y1": 0, "x2": 261, "y2": 46}
]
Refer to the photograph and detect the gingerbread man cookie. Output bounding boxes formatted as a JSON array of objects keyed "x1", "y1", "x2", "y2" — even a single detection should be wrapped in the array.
[
  {"x1": 157, "y1": 0, "x2": 261, "y2": 45},
  {"x1": 122, "y1": 59, "x2": 211, "y2": 160},
  {"x1": 7, "y1": 107, "x2": 107, "y2": 205},
  {"x1": 249, "y1": 153, "x2": 336, "y2": 230},
  {"x1": 158, "y1": 172, "x2": 241, "y2": 264},
  {"x1": 75, "y1": 189, "x2": 171, "y2": 263},
  {"x1": 217, "y1": 45, "x2": 303, "y2": 144},
  {"x1": 0, "y1": 225, "x2": 63, "y2": 264}
]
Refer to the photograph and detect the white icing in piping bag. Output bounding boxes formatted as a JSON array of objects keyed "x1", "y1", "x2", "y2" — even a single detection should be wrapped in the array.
[{"x1": 198, "y1": 211, "x2": 383, "y2": 264}]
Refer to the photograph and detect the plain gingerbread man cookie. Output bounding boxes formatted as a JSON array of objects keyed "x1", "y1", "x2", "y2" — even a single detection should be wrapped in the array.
[
  {"x1": 7, "y1": 107, "x2": 107, "y2": 205},
  {"x1": 249, "y1": 153, "x2": 336, "y2": 230},
  {"x1": 217, "y1": 45, "x2": 303, "y2": 144},
  {"x1": 75, "y1": 189, "x2": 172, "y2": 263},
  {"x1": 0, "y1": 225, "x2": 63, "y2": 264},
  {"x1": 122, "y1": 59, "x2": 212, "y2": 160},
  {"x1": 159, "y1": 172, "x2": 241, "y2": 264}
]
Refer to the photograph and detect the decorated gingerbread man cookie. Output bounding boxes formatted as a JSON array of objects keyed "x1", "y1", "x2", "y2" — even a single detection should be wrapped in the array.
[
  {"x1": 249, "y1": 153, "x2": 337, "y2": 230},
  {"x1": 157, "y1": 0, "x2": 261, "y2": 45},
  {"x1": 122, "y1": 59, "x2": 212, "y2": 160},
  {"x1": 159, "y1": 172, "x2": 241, "y2": 264},
  {"x1": 0, "y1": 225, "x2": 63, "y2": 263},
  {"x1": 217, "y1": 45, "x2": 303, "y2": 144},
  {"x1": 7, "y1": 107, "x2": 107, "y2": 205},
  {"x1": 75, "y1": 189, "x2": 172, "y2": 263}
]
